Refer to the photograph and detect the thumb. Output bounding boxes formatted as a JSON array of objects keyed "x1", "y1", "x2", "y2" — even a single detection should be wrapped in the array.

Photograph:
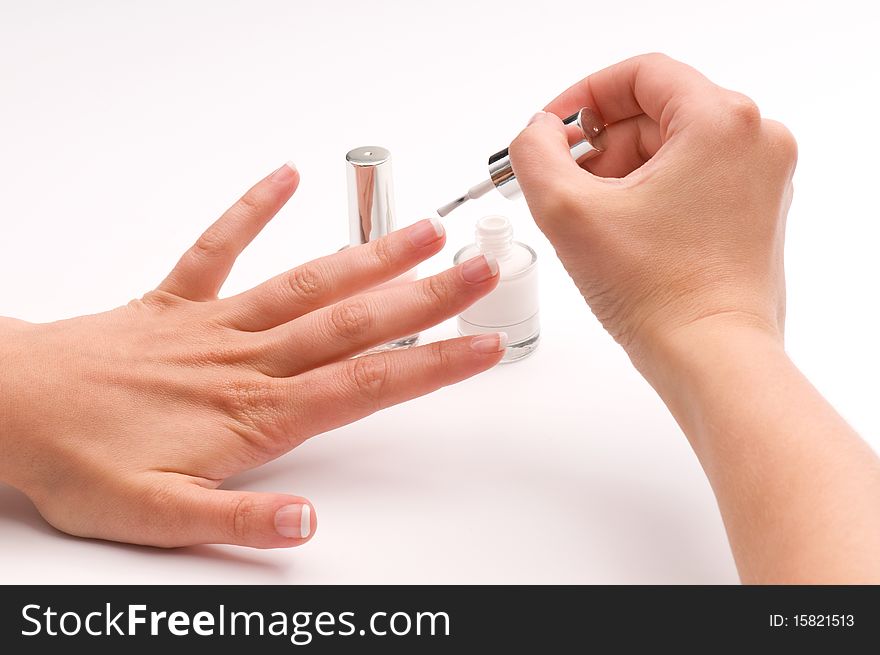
[
  {"x1": 508, "y1": 111, "x2": 605, "y2": 229},
  {"x1": 160, "y1": 484, "x2": 317, "y2": 549}
]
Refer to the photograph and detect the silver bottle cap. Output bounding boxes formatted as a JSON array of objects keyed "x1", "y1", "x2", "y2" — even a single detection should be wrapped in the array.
[
  {"x1": 346, "y1": 146, "x2": 396, "y2": 246},
  {"x1": 488, "y1": 107, "x2": 607, "y2": 199}
]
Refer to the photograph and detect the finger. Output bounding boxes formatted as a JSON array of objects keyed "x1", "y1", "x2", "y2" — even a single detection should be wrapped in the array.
[
  {"x1": 544, "y1": 53, "x2": 721, "y2": 137},
  {"x1": 274, "y1": 334, "x2": 507, "y2": 441},
  {"x1": 219, "y1": 217, "x2": 446, "y2": 331},
  {"x1": 158, "y1": 162, "x2": 300, "y2": 301},
  {"x1": 580, "y1": 113, "x2": 663, "y2": 178},
  {"x1": 149, "y1": 482, "x2": 316, "y2": 549},
  {"x1": 509, "y1": 111, "x2": 601, "y2": 222},
  {"x1": 254, "y1": 253, "x2": 500, "y2": 376}
]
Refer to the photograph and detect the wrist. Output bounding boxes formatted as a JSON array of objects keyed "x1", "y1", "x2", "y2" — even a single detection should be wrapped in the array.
[
  {"x1": 0, "y1": 318, "x2": 36, "y2": 488},
  {"x1": 634, "y1": 314, "x2": 788, "y2": 448}
]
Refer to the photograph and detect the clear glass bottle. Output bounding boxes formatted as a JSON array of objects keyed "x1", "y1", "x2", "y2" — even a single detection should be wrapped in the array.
[{"x1": 453, "y1": 215, "x2": 539, "y2": 362}]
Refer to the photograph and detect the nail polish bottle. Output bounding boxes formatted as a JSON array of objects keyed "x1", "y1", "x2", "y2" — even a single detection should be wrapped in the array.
[
  {"x1": 346, "y1": 146, "x2": 418, "y2": 351},
  {"x1": 453, "y1": 215, "x2": 539, "y2": 362}
]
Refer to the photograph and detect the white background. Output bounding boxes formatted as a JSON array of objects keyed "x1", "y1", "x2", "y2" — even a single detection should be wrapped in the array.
[{"x1": 1, "y1": 0, "x2": 878, "y2": 584}]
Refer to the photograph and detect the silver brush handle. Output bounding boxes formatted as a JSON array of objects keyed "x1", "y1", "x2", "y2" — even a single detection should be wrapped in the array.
[{"x1": 487, "y1": 107, "x2": 607, "y2": 199}]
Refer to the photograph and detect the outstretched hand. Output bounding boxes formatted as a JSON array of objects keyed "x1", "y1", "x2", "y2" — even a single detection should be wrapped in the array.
[{"x1": 0, "y1": 162, "x2": 504, "y2": 549}]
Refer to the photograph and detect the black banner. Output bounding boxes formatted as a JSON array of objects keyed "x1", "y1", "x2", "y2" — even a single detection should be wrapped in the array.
[{"x1": 0, "y1": 585, "x2": 876, "y2": 651}]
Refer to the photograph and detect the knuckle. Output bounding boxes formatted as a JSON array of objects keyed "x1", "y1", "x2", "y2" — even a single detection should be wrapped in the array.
[
  {"x1": 429, "y1": 339, "x2": 456, "y2": 370},
  {"x1": 285, "y1": 264, "x2": 324, "y2": 303},
  {"x1": 635, "y1": 52, "x2": 673, "y2": 67},
  {"x1": 369, "y1": 235, "x2": 396, "y2": 271},
  {"x1": 720, "y1": 92, "x2": 762, "y2": 132},
  {"x1": 137, "y1": 289, "x2": 182, "y2": 311},
  {"x1": 191, "y1": 227, "x2": 230, "y2": 260},
  {"x1": 329, "y1": 300, "x2": 371, "y2": 340},
  {"x1": 129, "y1": 483, "x2": 189, "y2": 548},
  {"x1": 421, "y1": 274, "x2": 453, "y2": 308},
  {"x1": 227, "y1": 495, "x2": 256, "y2": 543},
  {"x1": 762, "y1": 119, "x2": 799, "y2": 167},
  {"x1": 219, "y1": 377, "x2": 279, "y2": 430},
  {"x1": 351, "y1": 354, "x2": 390, "y2": 409},
  {"x1": 235, "y1": 189, "x2": 264, "y2": 217}
]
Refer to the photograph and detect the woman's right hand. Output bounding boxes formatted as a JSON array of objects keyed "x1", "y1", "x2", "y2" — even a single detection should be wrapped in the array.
[
  {"x1": 508, "y1": 53, "x2": 797, "y2": 373},
  {"x1": 507, "y1": 56, "x2": 880, "y2": 584}
]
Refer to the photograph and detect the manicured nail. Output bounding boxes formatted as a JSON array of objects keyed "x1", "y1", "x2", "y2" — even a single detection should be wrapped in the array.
[
  {"x1": 269, "y1": 161, "x2": 297, "y2": 182},
  {"x1": 407, "y1": 217, "x2": 445, "y2": 248},
  {"x1": 275, "y1": 503, "x2": 311, "y2": 539},
  {"x1": 470, "y1": 332, "x2": 509, "y2": 354},
  {"x1": 527, "y1": 111, "x2": 547, "y2": 126},
  {"x1": 460, "y1": 254, "x2": 498, "y2": 284}
]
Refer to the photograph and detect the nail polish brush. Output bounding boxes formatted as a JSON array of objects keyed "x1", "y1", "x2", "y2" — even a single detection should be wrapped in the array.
[{"x1": 437, "y1": 107, "x2": 607, "y2": 218}]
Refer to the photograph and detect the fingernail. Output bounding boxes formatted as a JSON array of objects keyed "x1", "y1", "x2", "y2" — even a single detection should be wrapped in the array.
[
  {"x1": 407, "y1": 217, "x2": 445, "y2": 248},
  {"x1": 527, "y1": 111, "x2": 547, "y2": 126},
  {"x1": 460, "y1": 253, "x2": 498, "y2": 284},
  {"x1": 470, "y1": 332, "x2": 509, "y2": 354},
  {"x1": 269, "y1": 161, "x2": 297, "y2": 182},
  {"x1": 275, "y1": 503, "x2": 311, "y2": 539}
]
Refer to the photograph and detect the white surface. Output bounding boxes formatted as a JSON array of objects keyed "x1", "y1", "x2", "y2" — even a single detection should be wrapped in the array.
[{"x1": 0, "y1": 0, "x2": 878, "y2": 584}]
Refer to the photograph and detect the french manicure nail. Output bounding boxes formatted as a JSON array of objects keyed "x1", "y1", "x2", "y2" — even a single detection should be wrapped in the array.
[
  {"x1": 269, "y1": 161, "x2": 297, "y2": 182},
  {"x1": 407, "y1": 217, "x2": 445, "y2": 247},
  {"x1": 470, "y1": 332, "x2": 509, "y2": 354},
  {"x1": 275, "y1": 503, "x2": 311, "y2": 539},
  {"x1": 527, "y1": 111, "x2": 547, "y2": 126},
  {"x1": 460, "y1": 254, "x2": 498, "y2": 284}
]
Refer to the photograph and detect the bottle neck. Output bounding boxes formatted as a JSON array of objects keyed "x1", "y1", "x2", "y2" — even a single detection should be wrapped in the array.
[{"x1": 475, "y1": 215, "x2": 514, "y2": 260}]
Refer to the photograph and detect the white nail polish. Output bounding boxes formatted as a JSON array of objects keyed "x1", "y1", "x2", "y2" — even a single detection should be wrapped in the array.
[
  {"x1": 275, "y1": 504, "x2": 311, "y2": 539},
  {"x1": 453, "y1": 215, "x2": 539, "y2": 363},
  {"x1": 285, "y1": 160, "x2": 297, "y2": 172},
  {"x1": 300, "y1": 504, "x2": 311, "y2": 539},
  {"x1": 428, "y1": 216, "x2": 444, "y2": 238},
  {"x1": 483, "y1": 251, "x2": 499, "y2": 277}
]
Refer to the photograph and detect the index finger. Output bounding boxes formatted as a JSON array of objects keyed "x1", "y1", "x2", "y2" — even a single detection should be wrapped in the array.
[{"x1": 545, "y1": 53, "x2": 719, "y2": 135}]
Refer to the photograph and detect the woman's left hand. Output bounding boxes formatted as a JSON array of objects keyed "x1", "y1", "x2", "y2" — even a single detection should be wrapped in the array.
[{"x1": 0, "y1": 162, "x2": 504, "y2": 549}]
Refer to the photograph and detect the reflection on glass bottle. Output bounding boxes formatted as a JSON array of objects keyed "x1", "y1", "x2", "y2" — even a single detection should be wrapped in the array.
[{"x1": 454, "y1": 215, "x2": 538, "y2": 362}]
